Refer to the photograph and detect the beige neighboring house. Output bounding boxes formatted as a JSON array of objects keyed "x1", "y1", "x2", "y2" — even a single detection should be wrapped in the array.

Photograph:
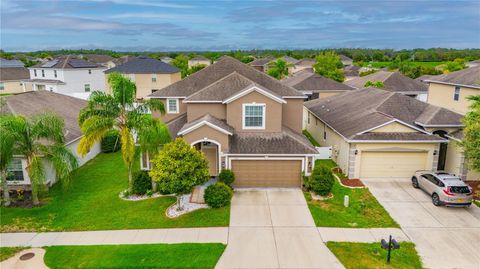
[
  {"x1": 146, "y1": 56, "x2": 317, "y2": 188},
  {"x1": 282, "y1": 69, "x2": 354, "y2": 100},
  {"x1": 0, "y1": 67, "x2": 32, "y2": 94},
  {"x1": 425, "y1": 66, "x2": 480, "y2": 115},
  {"x1": 345, "y1": 70, "x2": 428, "y2": 102},
  {"x1": 304, "y1": 88, "x2": 478, "y2": 181},
  {"x1": 160, "y1": 56, "x2": 173, "y2": 64},
  {"x1": 104, "y1": 56, "x2": 181, "y2": 99},
  {"x1": 249, "y1": 56, "x2": 275, "y2": 73},
  {"x1": 0, "y1": 91, "x2": 101, "y2": 188},
  {"x1": 188, "y1": 56, "x2": 211, "y2": 68},
  {"x1": 292, "y1": 58, "x2": 315, "y2": 74}
]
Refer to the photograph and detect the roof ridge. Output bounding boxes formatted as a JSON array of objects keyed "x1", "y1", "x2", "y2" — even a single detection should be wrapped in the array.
[
  {"x1": 62, "y1": 55, "x2": 70, "y2": 69},
  {"x1": 184, "y1": 71, "x2": 251, "y2": 100}
]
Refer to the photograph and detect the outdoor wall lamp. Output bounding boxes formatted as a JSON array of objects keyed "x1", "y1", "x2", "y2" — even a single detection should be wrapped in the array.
[
  {"x1": 354, "y1": 150, "x2": 358, "y2": 155},
  {"x1": 433, "y1": 150, "x2": 438, "y2": 155}
]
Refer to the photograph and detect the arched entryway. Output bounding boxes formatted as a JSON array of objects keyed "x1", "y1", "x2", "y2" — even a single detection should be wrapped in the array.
[{"x1": 191, "y1": 139, "x2": 221, "y2": 177}]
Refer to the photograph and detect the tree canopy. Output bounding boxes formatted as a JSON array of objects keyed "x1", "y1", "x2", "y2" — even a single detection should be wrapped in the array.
[
  {"x1": 461, "y1": 95, "x2": 480, "y2": 172},
  {"x1": 313, "y1": 51, "x2": 345, "y2": 82}
]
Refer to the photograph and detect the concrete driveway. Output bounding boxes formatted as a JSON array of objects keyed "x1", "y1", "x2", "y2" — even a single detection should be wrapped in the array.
[
  {"x1": 363, "y1": 178, "x2": 480, "y2": 269},
  {"x1": 216, "y1": 189, "x2": 344, "y2": 269}
]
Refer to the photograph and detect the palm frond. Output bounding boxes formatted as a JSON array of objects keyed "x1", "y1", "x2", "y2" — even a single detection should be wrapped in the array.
[
  {"x1": 108, "y1": 72, "x2": 137, "y2": 106},
  {"x1": 44, "y1": 143, "x2": 78, "y2": 188},
  {"x1": 120, "y1": 127, "x2": 136, "y2": 166},
  {"x1": 31, "y1": 112, "x2": 65, "y2": 144},
  {"x1": 136, "y1": 99, "x2": 166, "y2": 115},
  {"x1": 27, "y1": 154, "x2": 46, "y2": 191},
  {"x1": 78, "y1": 115, "x2": 115, "y2": 156},
  {"x1": 137, "y1": 116, "x2": 171, "y2": 154},
  {"x1": 79, "y1": 92, "x2": 120, "y2": 125}
]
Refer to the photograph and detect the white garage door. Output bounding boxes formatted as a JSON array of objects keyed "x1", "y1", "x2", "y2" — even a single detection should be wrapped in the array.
[{"x1": 360, "y1": 151, "x2": 428, "y2": 178}]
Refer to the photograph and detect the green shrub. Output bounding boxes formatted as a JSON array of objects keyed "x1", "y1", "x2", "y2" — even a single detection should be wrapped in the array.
[
  {"x1": 204, "y1": 183, "x2": 233, "y2": 208},
  {"x1": 305, "y1": 164, "x2": 334, "y2": 196},
  {"x1": 101, "y1": 130, "x2": 121, "y2": 153},
  {"x1": 132, "y1": 171, "x2": 152, "y2": 195},
  {"x1": 218, "y1": 169, "x2": 235, "y2": 186}
]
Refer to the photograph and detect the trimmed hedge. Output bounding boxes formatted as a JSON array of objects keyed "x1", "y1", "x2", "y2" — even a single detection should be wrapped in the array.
[
  {"x1": 132, "y1": 171, "x2": 152, "y2": 195},
  {"x1": 218, "y1": 169, "x2": 235, "y2": 186},
  {"x1": 101, "y1": 130, "x2": 121, "y2": 153},
  {"x1": 305, "y1": 164, "x2": 334, "y2": 196},
  {"x1": 204, "y1": 183, "x2": 233, "y2": 208}
]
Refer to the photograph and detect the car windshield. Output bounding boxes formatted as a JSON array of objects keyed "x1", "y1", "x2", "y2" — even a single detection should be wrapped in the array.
[{"x1": 450, "y1": 186, "x2": 470, "y2": 194}]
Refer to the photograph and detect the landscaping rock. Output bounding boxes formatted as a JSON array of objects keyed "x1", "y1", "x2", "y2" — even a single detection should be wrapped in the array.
[{"x1": 166, "y1": 194, "x2": 209, "y2": 218}]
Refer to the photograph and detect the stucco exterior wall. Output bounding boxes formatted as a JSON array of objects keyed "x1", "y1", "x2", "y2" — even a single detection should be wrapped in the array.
[
  {"x1": 371, "y1": 122, "x2": 418, "y2": 133},
  {"x1": 282, "y1": 99, "x2": 304, "y2": 132},
  {"x1": 182, "y1": 125, "x2": 229, "y2": 152},
  {"x1": 187, "y1": 103, "x2": 226, "y2": 122},
  {"x1": 134, "y1": 73, "x2": 181, "y2": 99},
  {"x1": 445, "y1": 142, "x2": 480, "y2": 181},
  {"x1": 226, "y1": 91, "x2": 282, "y2": 133},
  {"x1": 67, "y1": 139, "x2": 101, "y2": 167},
  {"x1": 0, "y1": 81, "x2": 31, "y2": 94},
  {"x1": 153, "y1": 98, "x2": 187, "y2": 123},
  {"x1": 427, "y1": 83, "x2": 479, "y2": 115}
]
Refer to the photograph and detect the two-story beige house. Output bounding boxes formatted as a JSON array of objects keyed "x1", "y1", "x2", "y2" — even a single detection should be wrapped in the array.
[
  {"x1": 425, "y1": 66, "x2": 479, "y2": 115},
  {"x1": 146, "y1": 56, "x2": 317, "y2": 187},
  {"x1": 0, "y1": 67, "x2": 32, "y2": 94},
  {"x1": 104, "y1": 56, "x2": 181, "y2": 99}
]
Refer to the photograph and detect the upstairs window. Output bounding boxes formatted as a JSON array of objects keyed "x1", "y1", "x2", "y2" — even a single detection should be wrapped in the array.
[
  {"x1": 167, "y1": 98, "x2": 179, "y2": 114},
  {"x1": 54, "y1": 70, "x2": 57, "y2": 78},
  {"x1": 84, "y1": 84, "x2": 91, "y2": 92},
  {"x1": 34, "y1": 69, "x2": 37, "y2": 77},
  {"x1": 453, "y1": 86, "x2": 460, "y2": 101},
  {"x1": 151, "y1": 74, "x2": 157, "y2": 82},
  {"x1": 243, "y1": 103, "x2": 265, "y2": 129},
  {"x1": 0, "y1": 83, "x2": 4, "y2": 90},
  {"x1": 41, "y1": 70, "x2": 45, "y2": 77}
]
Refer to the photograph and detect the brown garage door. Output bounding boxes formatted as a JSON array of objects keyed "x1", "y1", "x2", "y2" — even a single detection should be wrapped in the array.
[{"x1": 231, "y1": 160, "x2": 302, "y2": 187}]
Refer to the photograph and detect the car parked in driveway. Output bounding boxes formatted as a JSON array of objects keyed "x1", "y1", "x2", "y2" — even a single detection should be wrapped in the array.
[{"x1": 412, "y1": 171, "x2": 473, "y2": 207}]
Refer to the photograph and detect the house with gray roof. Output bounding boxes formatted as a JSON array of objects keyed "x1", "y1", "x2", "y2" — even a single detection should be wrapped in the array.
[
  {"x1": 0, "y1": 66, "x2": 32, "y2": 94},
  {"x1": 105, "y1": 56, "x2": 181, "y2": 99},
  {"x1": 282, "y1": 69, "x2": 354, "y2": 100},
  {"x1": 1, "y1": 91, "x2": 101, "y2": 188},
  {"x1": 345, "y1": 70, "x2": 428, "y2": 101},
  {"x1": 146, "y1": 56, "x2": 317, "y2": 187},
  {"x1": 304, "y1": 88, "x2": 476, "y2": 180},
  {"x1": 249, "y1": 56, "x2": 275, "y2": 73},
  {"x1": 292, "y1": 58, "x2": 315, "y2": 74}
]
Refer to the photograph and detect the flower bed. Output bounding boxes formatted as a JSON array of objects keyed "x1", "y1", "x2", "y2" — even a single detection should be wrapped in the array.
[{"x1": 166, "y1": 194, "x2": 208, "y2": 218}]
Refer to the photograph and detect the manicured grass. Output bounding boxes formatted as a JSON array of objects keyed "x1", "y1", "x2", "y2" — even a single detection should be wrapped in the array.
[
  {"x1": 359, "y1": 61, "x2": 446, "y2": 69},
  {"x1": 305, "y1": 160, "x2": 398, "y2": 228},
  {"x1": 474, "y1": 200, "x2": 480, "y2": 208},
  {"x1": 0, "y1": 151, "x2": 229, "y2": 232},
  {"x1": 303, "y1": 129, "x2": 321, "y2": 147},
  {"x1": 0, "y1": 247, "x2": 26, "y2": 261},
  {"x1": 44, "y1": 243, "x2": 226, "y2": 269},
  {"x1": 327, "y1": 242, "x2": 423, "y2": 269}
]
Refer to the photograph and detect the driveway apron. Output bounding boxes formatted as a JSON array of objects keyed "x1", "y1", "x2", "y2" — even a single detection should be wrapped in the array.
[
  {"x1": 363, "y1": 178, "x2": 480, "y2": 269},
  {"x1": 216, "y1": 189, "x2": 344, "y2": 269}
]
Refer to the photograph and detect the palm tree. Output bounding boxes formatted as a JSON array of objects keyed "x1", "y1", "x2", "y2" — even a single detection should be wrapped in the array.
[
  {"x1": 78, "y1": 72, "x2": 170, "y2": 192},
  {"x1": 1, "y1": 113, "x2": 78, "y2": 205},
  {"x1": 0, "y1": 115, "x2": 17, "y2": 206},
  {"x1": 267, "y1": 59, "x2": 294, "y2": 79}
]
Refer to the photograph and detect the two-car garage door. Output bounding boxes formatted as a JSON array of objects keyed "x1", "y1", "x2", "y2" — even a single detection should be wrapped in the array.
[
  {"x1": 359, "y1": 151, "x2": 428, "y2": 178},
  {"x1": 231, "y1": 160, "x2": 302, "y2": 188}
]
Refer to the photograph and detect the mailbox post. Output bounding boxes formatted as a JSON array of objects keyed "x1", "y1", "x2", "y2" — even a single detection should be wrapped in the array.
[{"x1": 381, "y1": 235, "x2": 400, "y2": 263}]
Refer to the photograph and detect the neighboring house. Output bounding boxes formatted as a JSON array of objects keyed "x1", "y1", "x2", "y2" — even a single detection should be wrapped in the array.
[
  {"x1": 343, "y1": 65, "x2": 361, "y2": 80},
  {"x1": 81, "y1": 54, "x2": 115, "y2": 67},
  {"x1": 23, "y1": 56, "x2": 107, "y2": 100},
  {"x1": 425, "y1": 66, "x2": 480, "y2": 115},
  {"x1": 104, "y1": 56, "x2": 181, "y2": 100},
  {"x1": 304, "y1": 88, "x2": 478, "y2": 181},
  {"x1": 160, "y1": 56, "x2": 173, "y2": 64},
  {"x1": 188, "y1": 56, "x2": 211, "y2": 68},
  {"x1": 466, "y1": 59, "x2": 480, "y2": 68},
  {"x1": 147, "y1": 56, "x2": 317, "y2": 188},
  {"x1": 292, "y1": 58, "x2": 315, "y2": 74},
  {"x1": 282, "y1": 69, "x2": 354, "y2": 100},
  {"x1": 279, "y1": 56, "x2": 300, "y2": 65},
  {"x1": 340, "y1": 55, "x2": 353, "y2": 66},
  {"x1": 109, "y1": 55, "x2": 136, "y2": 68},
  {"x1": 0, "y1": 91, "x2": 101, "y2": 188},
  {"x1": 1, "y1": 59, "x2": 25, "y2": 68},
  {"x1": 345, "y1": 70, "x2": 428, "y2": 101},
  {"x1": 0, "y1": 67, "x2": 32, "y2": 94},
  {"x1": 249, "y1": 56, "x2": 275, "y2": 73}
]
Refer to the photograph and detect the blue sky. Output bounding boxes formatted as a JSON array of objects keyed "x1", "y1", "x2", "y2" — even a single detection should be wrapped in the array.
[{"x1": 1, "y1": 0, "x2": 479, "y2": 51}]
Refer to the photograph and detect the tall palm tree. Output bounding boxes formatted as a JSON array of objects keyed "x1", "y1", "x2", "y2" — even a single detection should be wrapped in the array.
[
  {"x1": 1, "y1": 113, "x2": 78, "y2": 205},
  {"x1": 267, "y1": 59, "x2": 294, "y2": 79},
  {"x1": 0, "y1": 115, "x2": 17, "y2": 206},
  {"x1": 78, "y1": 72, "x2": 170, "y2": 192}
]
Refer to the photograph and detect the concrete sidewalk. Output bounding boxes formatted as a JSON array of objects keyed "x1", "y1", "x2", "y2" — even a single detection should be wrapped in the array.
[
  {"x1": 0, "y1": 227, "x2": 228, "y2": 247},
  {"x1": 317, "y1": 227, "x2": 410, "y2": 243}
]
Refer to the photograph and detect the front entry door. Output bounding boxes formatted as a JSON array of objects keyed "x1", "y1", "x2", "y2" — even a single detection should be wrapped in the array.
[
  {"x1": 437, "y1": 143, "x2": 447, "y2": 171},
  {"x1": 202, "y1": 147, "x2": 218, "y2": 177}
]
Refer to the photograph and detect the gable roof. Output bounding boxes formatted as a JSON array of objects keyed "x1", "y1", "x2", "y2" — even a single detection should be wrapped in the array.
[
  {"x1": 345, "y1": 70, "x2": 427, "y2": 93},
  {"x1": 282, "y1": 69, "x2": 354, "y2": 92},
  {"x1": 105, "y1": 56, "x2": 180, "y2": 74},
  {"x1": 149, "y1": 56, "x2": 305, "y2": 99},
  {"x1": 279, "y1": 56, "x2": 300, "y2": 64},
  {"x1": 1, "y1": 91, "x2": 87, "y2": 143},
  {"x1": 305, "y1": 88, "x2": 462, "y2": 141},
  {"x1": 190, "y1": 56, "x2": 210, "y2": 61},
  {"x1": 177, "y1": 114, "x2": 234, "y2": 136},
  {"x1": 82, "y1": 54, "x2": 115, "y2": 64},
  {"x1": 425, "y1": 66, "x2": 480, "y2": 88},
  {"x1": 0, "y1": 67, "x2": 30, "y2": 81},
  {"x1": 250, "y1": 56, "x2": 275, "y2": 66},
  {"x1": 343, "y1": 65, "x2": 361, "y2": 77},
  {"x1": 32, "y1": 55, "x2": 100, "y2": 69},
  {"x1": 295, "y1": 58, "x2": 315, "y2": 67}
]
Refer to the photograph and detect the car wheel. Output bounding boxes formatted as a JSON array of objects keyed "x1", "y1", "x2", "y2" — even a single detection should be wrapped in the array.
[
  {"x1": 432, "y1": 193, "x2": 441, "y2": 206},
  {"x1": 412, "y1": 177, "x2": 419, "y2": 188}
]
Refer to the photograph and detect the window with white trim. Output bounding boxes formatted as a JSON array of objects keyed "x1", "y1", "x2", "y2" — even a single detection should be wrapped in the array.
[
  {"x1": 34, "y1": 69, "x2": 37, "y2": 77},
  {"x1": 41, "y1": 70, "x2": 45, "y2": 77},
  {"x1": 7, "y1": 159, "x2": 24, "y2": 181},
  {"x1": 0, "y1": 83, "x2": 4, "y2": 91},
  {"x1": 84, "y1": 84, "x2": 91, "y2": 92},
  {"x1": 167, "y1": 99, "x2": 179, "y2": 113},
  {"x1": 453, "y1": 86, "x2": 460, "y2": 101},
  {"x1": 243, "y1": 103, "x2": 265, "y2": 129},
  {"x1": 151, "y1": 74, "x2": 157, "y2": 82},
  {"x1": 54, "y1": 70, "x2": 57, "y2": 78}
]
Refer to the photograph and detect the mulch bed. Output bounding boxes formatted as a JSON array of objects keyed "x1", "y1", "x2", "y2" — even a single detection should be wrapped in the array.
[
  {"x1": 465, "y1": 181, "x2": 480, "y2": 199},
  {"x1": 339, "y1": 178, "x2": 365, "y2": 187}
]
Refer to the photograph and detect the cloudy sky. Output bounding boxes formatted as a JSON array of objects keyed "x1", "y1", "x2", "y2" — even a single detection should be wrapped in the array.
[{"x1": 1, "y1": 0, "x2": 479, "y2": 51}]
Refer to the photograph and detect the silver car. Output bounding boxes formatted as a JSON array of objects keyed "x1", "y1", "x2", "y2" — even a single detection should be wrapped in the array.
[{"x1": 412, "y1": 171, "x2": 473, "y2": 207}]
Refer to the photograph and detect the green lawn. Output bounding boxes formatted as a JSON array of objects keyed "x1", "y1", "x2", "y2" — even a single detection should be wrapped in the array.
[
  {"x1": 44, "y1": 243, "x2": 226, "y2": 269},
  {"x1": 0, "y1": 247, "x2": 26, "y2": 261},
  {"x1": 327, "y1": 242, "x2": 423, "y2": 269},
  {"x1": 359, "y1": 61, "x2": 446, "y2": 69},
  {"x1": 305, "y1": 160, "x2": 398, "y2": 228},
  {"x1": 0, "y1": 151, "x2": 229, "y2": 232},
  {"x1": 474, "y1": 200, "x2": 480, "y2": 207}
]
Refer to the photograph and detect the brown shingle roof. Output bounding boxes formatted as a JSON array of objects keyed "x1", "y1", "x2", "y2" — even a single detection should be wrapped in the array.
[
  {"x1": 425, "y1": 66, "x2": 480, "y2": 88},
  {"x1": 350, "y1": 132, "x2": 445, "y2": 141},
  {"x1": 83, "y1": 54, "x2": 115, "y2": 64},
  {"x1": 282, "y1": 69, "x2": 354, "y2": 92},
  {"x1": 345, "y1": 71, "x2": 427, "y2": 93},
  {"x1": 166, "y1": 113, "x2": 187, "y2": 139},
  {"x1": 0, "y1": 67, "x2": 30, "y2": 81},
  {"x1": 178, "y1": 114, "x2": 234, "y2": 135},
  {"x1": 295, "y1": 58, "x2": 315, "y2": 67},
  {"x1": 250, "y1": 56, "x2": 275, "y2": 66},
  {"x1": 149, "y1": 56, "x2": 304, "y2": 99},
  {"x1": 343, "y1": 65, "x2": 361, "y2": 77},
  {"x1": 305, "y1": 88, "x2": 463, "y2": 140},
  {"x1": 279, "y1": 56, "x2": 299, "y2": 64},
  {"x1": 1, "y1": 91, "x2": 86, "y2": 143}
]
